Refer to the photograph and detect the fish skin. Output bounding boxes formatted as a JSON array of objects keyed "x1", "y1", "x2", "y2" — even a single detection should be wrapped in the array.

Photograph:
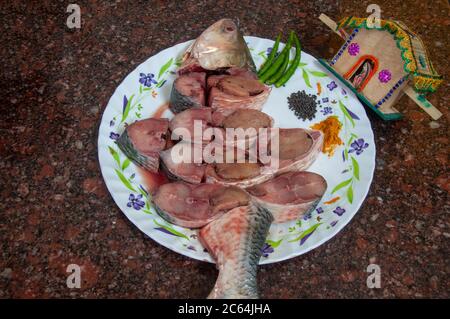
[
  {"x1": 199, "y1": 203, "x2": 273, "y2": 299},
  {"x1": 117, "y1": 131, "x2": 159, "y2": 172},
  {"x1": 179, "y1": 19, "x2": 256, "y2": 73},
  {"x1": 169, "y1": 85, "x2": 201, "y2": 114}
]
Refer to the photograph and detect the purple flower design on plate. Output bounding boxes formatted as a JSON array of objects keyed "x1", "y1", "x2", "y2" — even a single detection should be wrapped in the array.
[
  {"x1": 261, "y1": 243, "x2": 274, "y2": 257},
  {"x1": 266, "y1": 47, "x2": 279, "y2": 58},
  {"x1": 122, "y1": 95, "x2": 128, "y2": 114},
  {"x1": 110, "y1": 120, "x2": 115, "y2": 127},
  {"x1": 139, "y1": 73, "x2": 157, "y2": 87},
  {"x1": 343, "y1": 105, "x2": 360, "y2": 120},
  {"x1": 109, "y1": 132, "x2": 120, "y2": 140},
  {"x1": 341, "y1": 88, "x2": 347, "y2": 96},
  {"x1": 322, "y1": 97, "x2": 329, "y2": 103},
  {"x1": 127, "y1": 194, "x2": 145, "y2": 210},
  {"x1": 300, "y1": 229, "x2": 318, "y2": 245},
  {"x1": 321, "y1": 106, "x2": 333, "y2": 115},
  {"x1": 330, "y1": 220, "x2": 338, "y2": 227},
  {"x1": 316, "y1": 207, "x2": 324, "y2": 214},
  {"x1": 378, "y1": 69, "x2": 392, "y2": 83},
  {"x1": 347, "y1": 43, "x2": 360, "y2": 56},
  {"x1": 139, "y1": 184, "x2": 148, "y2": 196},
  {"x1": 327, "y1": 81, "x2": 338, "y2": 91},
  {"x1": 333, "y1": 206, "x2": 346, "y2": 216},
  {"x1": 349, "y1": 138, "x2": 369, "y2": 155},
  {"x1": 303, "y1": 212, "x2": 312, "y2": 221}
]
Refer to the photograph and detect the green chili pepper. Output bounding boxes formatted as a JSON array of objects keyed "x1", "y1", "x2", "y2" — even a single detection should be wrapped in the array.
[
  {"x1": 257, "y1": 33, "x2": 281, "y2": 76},
  {"x1": 275, "y1": 32, "x2": 301, "y2": 88},
  {"x1": 266, "y1": 44, "x2": 291, "y2": 85},
  {"x1": 259, "y1": 31, "x2": 294, "y2": 83}
]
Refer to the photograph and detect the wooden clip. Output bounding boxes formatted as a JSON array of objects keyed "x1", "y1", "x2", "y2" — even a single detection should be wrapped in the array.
[
  {"x1": 318, "y1": 14, "x2": 347, "y2": 39},
  {"x1": 404, "y1": 85, "x2": 442, "y2": 120}
]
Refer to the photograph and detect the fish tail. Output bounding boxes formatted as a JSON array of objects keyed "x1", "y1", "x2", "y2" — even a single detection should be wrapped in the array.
[{"x1": 207, "y1": 203, "x2": 273, "y2": 299}]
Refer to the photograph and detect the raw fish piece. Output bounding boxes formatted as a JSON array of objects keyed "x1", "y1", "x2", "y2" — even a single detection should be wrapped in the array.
[
  {"x1": 152, "y1": 182, "x2": 249, "y2": 228},
  {"x1": 160, "y1": 142, "x2": 206, "y2": 184},
  {"x1": 117, "y1": 118, "x2": 169, "y2": 172},
  {"x1": 199, "y1": 203, "x2": 273, "y2": 298},
  {"x1": 247, "y1": 171, "x2": 327, "y2": 223},
  {"x1": 169, "y1": 72, "x2": 206, "y2": 113}
]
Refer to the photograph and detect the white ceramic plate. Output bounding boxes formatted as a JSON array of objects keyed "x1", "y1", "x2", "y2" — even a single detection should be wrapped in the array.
[{"x1": 98, "y1": 37, "x2": 375, "y2": 264}]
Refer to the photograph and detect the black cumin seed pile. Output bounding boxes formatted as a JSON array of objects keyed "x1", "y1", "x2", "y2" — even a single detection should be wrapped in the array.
[{"x1": 287, "y1": 90, "x2": 318, "y2": 121}]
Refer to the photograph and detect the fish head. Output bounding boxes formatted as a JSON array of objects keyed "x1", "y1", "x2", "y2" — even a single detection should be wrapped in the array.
[{"x1": 188, "y1": 19, "x2": 256, "y2": 72}]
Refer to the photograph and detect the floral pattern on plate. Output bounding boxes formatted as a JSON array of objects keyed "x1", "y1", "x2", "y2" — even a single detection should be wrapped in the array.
[{"x1": 98, "y1": 37, "x2": 375, "y2": 264}]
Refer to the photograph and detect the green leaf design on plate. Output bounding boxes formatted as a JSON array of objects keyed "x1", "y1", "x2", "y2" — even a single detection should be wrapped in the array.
[
  {"x1": 339, "y1": 100, "x2": 355, "y2": 128},
  {"x1": 175, "y1": 57, "x2": 183, "y2": 67},
  {"x1": 154, "y1": 219, "x2": 189, "y2": 240},
  {"x1": 289, "y1": 223, "x2": 322, "y2": 242},
  {"x1": 266, "y1": 239, "x2": 282, "y2": 248},
  {"x1": 351, "y1": 156, "x2": 359, "y2": 180},
  {"x1": 121, "y1": 158, "x2": 131, "y2": 171},
  {"x1": 308, "y1": 70, "x2": 328, "y2": 77},
  {"x1": 115, "y1": 168, "x2": 136, "y2": 192},
  {"x1": 302, "y1": 69, "x2": 312, "y2": 88},
  {"x1": 121, "y1": 94, "x2": 135, "y2": 123},
  {"x1": 347, "y1": 136, "x2": 353, "y2": 146},
  {"x1": 142, "y1": 209, "x2": 152, "y2": 215},
  {"x1": 298, "y1": 62, "x2": 307, "y2": 67},
  {"x1": 156, "y1": 79, "x2": 166, "y2": 88},
  {"x1": 347, "y1": 184, "x2": 354, "y2": 204},
  {"x1": 108, "y1": 146, "x2": 121, "y2": 167},
  {"x1": 137, "y1": 186, "x2": 147, "y2": 197},
  {"x1": 331, "y1": 178, "x2": 352, "y2": 194},
  {"x1": 257, "y1": 50, "x2": 267, "y2": 59},
  {"x1": 158, "y1": 58, "x2": 173, "y2": 79},
  {"x1": 344, "y1": 148, "x2": 349, "y2": 161}
]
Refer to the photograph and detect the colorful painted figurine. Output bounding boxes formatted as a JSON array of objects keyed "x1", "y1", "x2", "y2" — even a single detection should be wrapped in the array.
[{"x1": 319, "y1": 15, "x2": 443, "y2": 120}]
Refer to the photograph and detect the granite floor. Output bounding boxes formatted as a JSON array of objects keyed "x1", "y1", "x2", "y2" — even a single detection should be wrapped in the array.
[{"x1": 0, "y1": 0, "x2": 448, "y2": 298}]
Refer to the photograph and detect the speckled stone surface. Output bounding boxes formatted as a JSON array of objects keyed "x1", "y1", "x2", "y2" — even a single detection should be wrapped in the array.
[{"x1": 0, "y1": 0, "x2": 448, "y2": 298}]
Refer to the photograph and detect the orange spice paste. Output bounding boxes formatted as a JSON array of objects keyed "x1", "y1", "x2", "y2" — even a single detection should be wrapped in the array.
[{"x1": 310, "y1": 116, "x2": 343, "y2": 157}]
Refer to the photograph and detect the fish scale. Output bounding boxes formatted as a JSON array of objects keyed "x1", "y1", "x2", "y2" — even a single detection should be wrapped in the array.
[{"x1": 199, "y1": 203, "x2": 273, "y2": 299}]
